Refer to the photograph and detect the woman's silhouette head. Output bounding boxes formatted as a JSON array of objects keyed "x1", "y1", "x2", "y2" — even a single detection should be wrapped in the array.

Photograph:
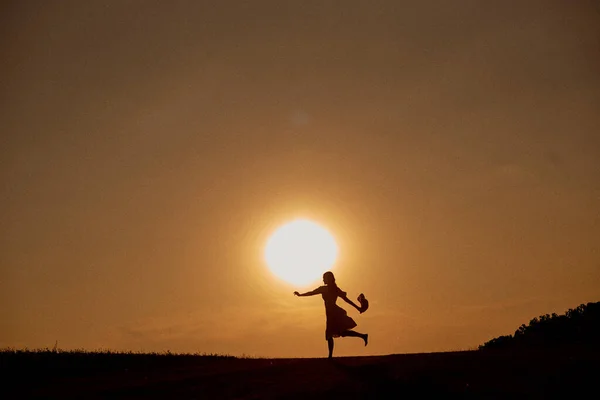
[{"x1": 323, "y1": 271, "x2": 336, "y2": 286}]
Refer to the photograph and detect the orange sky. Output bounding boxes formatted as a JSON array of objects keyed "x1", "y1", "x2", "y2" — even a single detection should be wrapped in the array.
[{"x1": 1, "y1": 1, "x2": 599, "y2": 358}]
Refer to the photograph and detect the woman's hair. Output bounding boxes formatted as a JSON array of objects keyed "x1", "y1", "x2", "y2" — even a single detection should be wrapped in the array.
[{"x1": 323, "y1": 271, "x2": 336, "y2": 286}]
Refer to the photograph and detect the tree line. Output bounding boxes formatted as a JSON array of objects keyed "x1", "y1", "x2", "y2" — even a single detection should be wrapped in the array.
[{"x1": 480, "y1": 301, "x2": 600, "y2": 350}]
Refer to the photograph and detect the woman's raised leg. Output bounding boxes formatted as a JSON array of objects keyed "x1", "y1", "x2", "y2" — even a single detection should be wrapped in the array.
[{"x1": 341, "y1": 330, "x2": 368, "y2": 346}]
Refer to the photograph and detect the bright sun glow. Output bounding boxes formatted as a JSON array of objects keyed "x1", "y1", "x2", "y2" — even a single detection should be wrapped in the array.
[{"x1": 265, "y1": 219, "x2": 338, "y2": 286}]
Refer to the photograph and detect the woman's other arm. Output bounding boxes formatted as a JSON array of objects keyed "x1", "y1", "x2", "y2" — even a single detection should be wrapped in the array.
[{"x1": 341, "y1": 295, "x2": 362, "y2": 312}]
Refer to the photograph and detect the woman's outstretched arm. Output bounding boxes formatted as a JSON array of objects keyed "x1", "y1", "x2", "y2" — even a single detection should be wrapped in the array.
[{"x1": 294, "y1": 288, "x2": 321, "y2": 297}]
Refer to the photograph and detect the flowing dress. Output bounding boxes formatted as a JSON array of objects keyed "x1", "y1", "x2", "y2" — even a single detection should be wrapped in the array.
[{"x1": 315, "y1": 285, "x2": 357, "y2": 340}]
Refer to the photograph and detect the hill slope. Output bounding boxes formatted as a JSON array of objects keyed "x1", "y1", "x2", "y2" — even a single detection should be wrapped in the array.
[{"x1": 2, "y1": 349, "x2": 598, "y2": 398}]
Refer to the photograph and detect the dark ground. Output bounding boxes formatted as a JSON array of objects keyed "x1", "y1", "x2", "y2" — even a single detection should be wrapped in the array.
[{"x1": 1, "y1": 348, "x2": 598, "y2": 399}]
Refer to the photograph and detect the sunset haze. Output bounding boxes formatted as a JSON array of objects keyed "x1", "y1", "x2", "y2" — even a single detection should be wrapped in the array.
[{"x1": 2, "y1": 0, "x2": 599, "y2": 358}]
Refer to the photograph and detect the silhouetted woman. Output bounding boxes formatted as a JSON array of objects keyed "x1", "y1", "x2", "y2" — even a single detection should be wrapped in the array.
[{"x1": 294, "y1": 271, "x2": 368, "y2": 358}]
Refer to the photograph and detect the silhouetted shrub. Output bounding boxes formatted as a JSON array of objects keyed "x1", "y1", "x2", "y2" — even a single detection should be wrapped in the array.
[{"x1": 479, "y1": 301, "x2": 600, "y2": 350}]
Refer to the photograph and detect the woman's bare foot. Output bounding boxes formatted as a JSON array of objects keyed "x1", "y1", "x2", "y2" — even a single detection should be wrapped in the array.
[{"x1": 363, "y1": 334, "x2": 369, "y2": 346}]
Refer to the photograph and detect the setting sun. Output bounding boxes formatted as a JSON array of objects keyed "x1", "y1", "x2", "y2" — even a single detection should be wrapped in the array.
[{"x1": 265, "y1": 219, "x2": 338, "y2": 286}]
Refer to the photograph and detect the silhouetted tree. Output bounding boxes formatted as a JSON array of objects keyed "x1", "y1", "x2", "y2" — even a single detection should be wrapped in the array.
[{"x1": 480, "y1": 301, "x2": 600, "y2": 350}]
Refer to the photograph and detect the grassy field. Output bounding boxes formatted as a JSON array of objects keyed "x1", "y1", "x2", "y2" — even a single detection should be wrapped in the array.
[{"x1": 1, "y1": 347, "x2": 597, "y2": 398}]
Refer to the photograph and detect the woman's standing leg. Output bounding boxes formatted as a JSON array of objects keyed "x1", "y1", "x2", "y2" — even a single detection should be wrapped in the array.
[{"x1": 327, "y1": 337, "x2": 334, "y2": 358}]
